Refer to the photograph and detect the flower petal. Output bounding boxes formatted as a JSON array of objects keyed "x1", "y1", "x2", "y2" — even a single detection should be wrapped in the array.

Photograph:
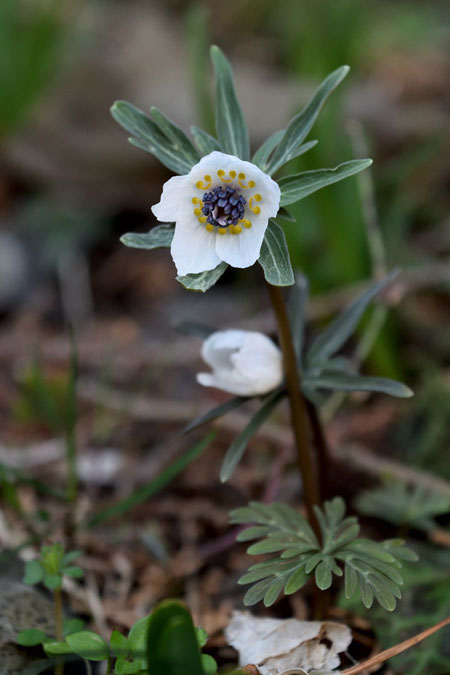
[
  {"x1": 170, "y1": 214, "x2": 221, "y2": 275},
  {"x1": 151, "y1": 174, "x2": 191, "y2": 222},
  {"x1": 201, "y1": 330, "x2": 248, "y2": 368},
  {"x1": 188, "y1": 151, "x2": 241, "y2": 182},
  {"x1": 214, "y1": 223, "x2": 267, "y2": 269},
  {"x1": 198, "y1": 330, "x2": 283, "y2": 396}
]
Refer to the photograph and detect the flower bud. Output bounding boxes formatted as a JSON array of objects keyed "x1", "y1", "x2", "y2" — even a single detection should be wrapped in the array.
[{"x1": 197, "y1": 329, "x2": 283, "y2": 397}]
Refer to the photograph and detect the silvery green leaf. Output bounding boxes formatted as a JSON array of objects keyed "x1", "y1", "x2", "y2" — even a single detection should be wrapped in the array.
[
  {"x1": 303, "y1": 371, "x2": 413, "y2": 398},
  {"x1": 258, "y1": 220, "x2": 295, "y2": 287},
  {"x1": 243, "y1": 578, "x2": 273, "y2": 605},
  {"x1": 315, "y1": 559, "x2": 333, "y2": 590},
  {"x1": 111, "y1": 101, "x2": 193, "y2": 174},
  {"x1": 120, "y1": 225, "x2": 174, "y2": 249},
  {"x1": 279, "y1": 159, "x2": 373, "y2": 206},
  {"x1": 182, "y1": 395, "x2": 249, "y2": 435},
  {"x1": 263, "y1": 577, "x2": 286, "y2": 607},
  {"x1": 150, "y1": 106, "x2": 200, "y2": 165},
  {"x1": 306, "y1": 270, "x2": 399, "y2": 366},
  {"x1": 220, "y1": 389, "x2": 284, "y2": 482},
  {"x1": 190, "y1": 125, "x2": 223, "y2": 155},
  {"x1": 252, "y1": 129, "x2": 285, "y2": 169},
  {"x1": 211, "y1": 45, "x2": 250, "y2": 159},
  {"x1": 265, "y1": 65, "x2": 350, "y2": 174},
  {"x1": 176, "y1": 261, "x2": 228, "y2": 292},
  {"x1": 276, "y1": 206, "x2": 296, "y2": 222},
  {"x1": 281, "y1": 138, "x2": 318, "y2": 166}
]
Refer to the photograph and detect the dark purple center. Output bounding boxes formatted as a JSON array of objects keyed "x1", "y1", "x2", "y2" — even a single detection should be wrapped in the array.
[{"x1": 202, "y1": 186, "x2": 246, "y2": 228}]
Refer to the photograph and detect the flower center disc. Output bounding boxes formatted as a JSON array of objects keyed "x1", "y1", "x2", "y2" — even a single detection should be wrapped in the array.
[{"x1": 202, "y1": 186, "x2": 246, "y2": 228}]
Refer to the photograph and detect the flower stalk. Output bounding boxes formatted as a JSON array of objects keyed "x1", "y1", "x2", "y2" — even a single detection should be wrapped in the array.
[
  {"x1": 267, "y1": 283, "x2": 321, "y2": 539},
  {"x1": 54, "y1": 587, "x2": 64, "y2": 675}
]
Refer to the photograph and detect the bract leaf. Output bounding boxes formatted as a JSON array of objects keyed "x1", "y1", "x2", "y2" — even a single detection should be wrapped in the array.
[
  {"x1": 258, "y1": 220, "x2": 295, "y2": 287},
  {"x1": 121, "y1": 225, "x2": 174, "y2": 250},
  {"x1": 211, "y1": 45, "x2": 250, "y2": 160}
]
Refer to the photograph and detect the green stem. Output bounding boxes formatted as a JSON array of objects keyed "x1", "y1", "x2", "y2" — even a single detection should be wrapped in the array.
[
  {"x1": 66, "y1": 326, "x2": 78, "y2": 503},
  {"x1": 106, "y1": 657, "x2": 112, "y2": 675},
  {"x1": 54, "y1": 587, "x2": 64, "y2": 675},
  {"x1": 305, "y1": 399, "x2": 331, "y2": 501},
  {"x1": 267, "y1": 283, "x2": 321, "y2": 538}
]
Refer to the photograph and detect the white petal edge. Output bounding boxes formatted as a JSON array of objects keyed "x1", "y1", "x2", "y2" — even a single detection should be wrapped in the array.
[
  {"x1": 170, "y1": 213, "x2": 221, "y2": 275},
  {"x1": 151, "y1": 174, "x2": 191, "y2": 223}
]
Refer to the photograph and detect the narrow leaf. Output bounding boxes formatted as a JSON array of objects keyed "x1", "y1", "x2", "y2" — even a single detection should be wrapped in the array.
[
  {"x1": 111, "y1": 101, "x2": 193, "y2": 174},
  {"x1": 150, "y1": 106, "x2": 200, "y2": 165},
  {"x1": 220, "y1": 389, "x2": 284, "y2": 482},
  {"x1": 306, "y1": 271, "x2": 399, "y2": 366},
  {"x1": 177, "y1": 261, "x2": 228, "y2": 292},
  {"x1": 279, "y1": 159, "x2": 372, "y2": 206},
  {"x1": 211, "y1": 45, "x2": 249, "y2": 159},
  {"x1": 303, "y1": 371, "x2": 413, "y2": 398},
  {"x1": 252, "y1": 129, "x2": 285, "y2": 169},
  {"x1": 86, "y1": 432, "x2": 215, "y2": 527},
  {"x1": 258, "y1": 220, "x2": 295, "y2": 287},
  {"x1": 121, "y1": 225, "x2": 174, "y2": 250},
  {"x1": 276, "y1": 206, "x2": 296, "y2": 222},
  {"x1": 182, "y1": 395, "x2": 249, "y2": 435},
  {"x1": 190, "y1": 125, "x2": 222, "y2": 155},
  {"x1": 266, "y1": 66, "x2": 350, "y2": 174}
]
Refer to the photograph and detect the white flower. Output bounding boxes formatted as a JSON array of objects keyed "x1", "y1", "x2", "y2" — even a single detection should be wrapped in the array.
[
  {"x1": 151, "y1": 151, "x2": 281, "y2": 276},
  {"x1": 197, "y1": 329, "x2": 283, "y2": 397}
]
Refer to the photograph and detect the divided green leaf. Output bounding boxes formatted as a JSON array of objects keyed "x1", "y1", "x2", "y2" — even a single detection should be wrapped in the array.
[
  {"x1": 231, "y1": 497, "x2": 417, "y2": 610},
  {"x1": 355, "y1": 480, "x2": 450, "y2": 531}
]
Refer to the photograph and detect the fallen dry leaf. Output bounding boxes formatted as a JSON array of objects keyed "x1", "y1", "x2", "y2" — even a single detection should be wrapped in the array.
[{"x1": 226, "y1": 610, "x2": 351, "y2": 674}]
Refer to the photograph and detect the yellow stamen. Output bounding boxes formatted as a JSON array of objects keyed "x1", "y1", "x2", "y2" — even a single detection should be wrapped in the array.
[
  {"x1": 240, "y1": 218, "x2": 252, "y2": 229},
  {"x1": 198, "y1": 216, "x2": 207, "y2": 223},
  {"x1": 218, "y1": 227, "x2": 227, "y2": 235},
  {"x1": 205, "y1": 223, "x2": 214, "y2": 232},
  {"x1": 249, "y1": 194, "x2": 262, "y2": 214},
  {"x1": 196, "y1": 175, "x2": 212, "y2": 189},
  {"x1": 194, "y1": 208, "x2": 202, "y2": 216},
  {"x1": 233, "y1": 225, "x2": 242, "y2": 234},
  {"x1": 192, "y1": 197, "x2": 201, "y2": 204}
]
